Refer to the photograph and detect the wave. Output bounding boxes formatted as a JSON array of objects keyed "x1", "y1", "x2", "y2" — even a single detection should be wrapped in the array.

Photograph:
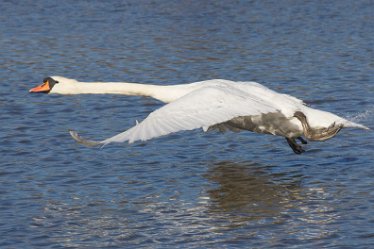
[{"x1": 347, "y1": 106, "x2": 374, "y2": 123}]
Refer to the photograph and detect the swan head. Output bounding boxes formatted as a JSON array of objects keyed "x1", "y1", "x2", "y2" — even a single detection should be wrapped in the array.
[{"x1": 29, "y1": 77, "x2": 59, "y2": 93}]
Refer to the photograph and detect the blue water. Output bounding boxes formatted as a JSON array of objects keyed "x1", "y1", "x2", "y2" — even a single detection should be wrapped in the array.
[{"x1": 1, "y1": 1, "x2": 374, "y2": 248}]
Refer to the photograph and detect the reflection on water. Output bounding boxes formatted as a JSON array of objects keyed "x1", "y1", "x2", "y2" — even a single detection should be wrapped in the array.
[
  {"x1": 206, "y1": 161, "x2": 299, "y2": 219},
  {"x1": 30, "y1": 161, "x2": 341, "y2": 247},
  {"x1": 204, "y1": 161, "x2": 339, "y2": 243},
  {"x1": 1, "y1": 0, "x2": 373, "y2": 247}
]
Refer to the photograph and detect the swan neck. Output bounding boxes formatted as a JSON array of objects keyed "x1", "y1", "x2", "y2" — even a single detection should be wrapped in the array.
[{"x1": 54, "y1": 81, "x2": 159, "y2": 98}]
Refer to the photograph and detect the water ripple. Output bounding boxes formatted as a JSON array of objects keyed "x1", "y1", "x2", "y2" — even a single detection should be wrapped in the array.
[{"x1": 1, "y1": 0, "x2": 373, "y2": 248}]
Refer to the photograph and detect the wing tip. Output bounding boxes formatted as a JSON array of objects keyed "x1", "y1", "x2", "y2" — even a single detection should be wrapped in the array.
[{"x1": 69, "y1": 130, "x2": 103, "y2": 147}]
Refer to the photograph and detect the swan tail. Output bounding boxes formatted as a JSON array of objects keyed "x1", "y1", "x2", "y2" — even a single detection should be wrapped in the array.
[
  {"x1": 69, "y1": 130, "x2": 104, "y2": 147},
  {"x1": 343, "y1": 121, "x2": 370, "y2": 130}
]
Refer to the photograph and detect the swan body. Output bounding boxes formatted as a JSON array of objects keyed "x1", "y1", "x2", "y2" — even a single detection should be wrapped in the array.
[{"x1": 30, "y1": 76, "x2": 369, "y2": 154}]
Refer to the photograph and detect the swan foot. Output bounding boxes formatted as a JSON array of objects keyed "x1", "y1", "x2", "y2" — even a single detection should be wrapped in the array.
[
  {"x1": 286, "y1": 138, "x2": 305, "y2": 154},
  {"x1": 297, "y1": 136, "x2": 308, "y2": 144},
  {"x1": 69, "y1": 130, "x2": 102, "y2": 147}
]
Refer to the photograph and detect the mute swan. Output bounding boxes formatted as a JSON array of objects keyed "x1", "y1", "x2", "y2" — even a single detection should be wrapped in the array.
[{"x1": 30, "y1": 76, "x2": 369, "y2": 154}]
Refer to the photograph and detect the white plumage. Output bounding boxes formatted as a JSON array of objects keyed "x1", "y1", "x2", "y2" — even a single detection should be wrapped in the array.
[
  {"x1": 30, "y1": 76, "x2": 369, "y2": 153},
  {"x1": 101, "y1": 82, "x2": 278, "y2": 144}
]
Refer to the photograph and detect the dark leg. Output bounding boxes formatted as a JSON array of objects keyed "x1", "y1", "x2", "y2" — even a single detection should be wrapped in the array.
[
  {"x1": 297, "y1": 136, "x2": 308, "y2": 144},
  {"x1": 286, "y1": 138, "x2": 305, "y2": 154}
]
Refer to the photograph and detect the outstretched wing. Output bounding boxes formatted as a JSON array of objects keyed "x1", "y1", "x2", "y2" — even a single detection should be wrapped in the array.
[{"x1": 70, "y1": 84, "x2": 279, "y2": 146}]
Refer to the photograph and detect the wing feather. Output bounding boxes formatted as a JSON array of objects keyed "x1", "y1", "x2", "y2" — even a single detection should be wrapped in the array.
[
  {"x1": 96, "y1": 84, "x2": 278, "y2": 145},
  {"x1": 70, "y1": 84, "x2": 281, "y2": 146}
]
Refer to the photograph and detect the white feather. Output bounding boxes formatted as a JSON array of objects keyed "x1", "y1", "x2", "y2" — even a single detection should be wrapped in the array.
[
  {"x1": 101, "y1": 83, "x2": 279, "y2": 145},
  {"x1": 40, "y1": 77, "x2": 368, "y2": 147}
]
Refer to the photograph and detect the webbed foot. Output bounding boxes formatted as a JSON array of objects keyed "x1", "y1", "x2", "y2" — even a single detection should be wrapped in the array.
[
  {"x1": 286, "y1": 138, "x2": 305, "y2": 154},
  {"x1": 297, "y1": 136, "x2": 308, "y2": 144}
]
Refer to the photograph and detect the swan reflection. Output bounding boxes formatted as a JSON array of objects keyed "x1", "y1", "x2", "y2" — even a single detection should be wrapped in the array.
[
  {"x1": 31, "y1": 160, "x2": 340, "y2": 247},
  {"x1": 205, "y1": 161, "x2": 299, "y2": 217},
  {"x1": 204, "y1": 161, "x2": 339, "y2": 240}
]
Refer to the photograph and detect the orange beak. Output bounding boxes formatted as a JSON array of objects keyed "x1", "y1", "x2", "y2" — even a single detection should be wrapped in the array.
[{"x1": 29, "y1": 81, "x2": 50, "y2": 93}]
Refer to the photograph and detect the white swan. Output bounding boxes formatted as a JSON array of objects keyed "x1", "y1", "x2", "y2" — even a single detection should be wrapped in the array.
[{"x1": 30, "y1": 76, "x2": 369, "y2": 154}]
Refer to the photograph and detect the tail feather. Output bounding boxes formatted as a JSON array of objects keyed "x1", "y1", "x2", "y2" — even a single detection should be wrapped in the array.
[{"x1": 343, "y1": 121, "x2": 370, "y2": 130}]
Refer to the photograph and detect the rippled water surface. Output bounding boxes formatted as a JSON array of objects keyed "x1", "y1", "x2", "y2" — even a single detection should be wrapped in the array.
[{"x1": 1, "y1": 1, "x2": 374, "y2": 248}]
